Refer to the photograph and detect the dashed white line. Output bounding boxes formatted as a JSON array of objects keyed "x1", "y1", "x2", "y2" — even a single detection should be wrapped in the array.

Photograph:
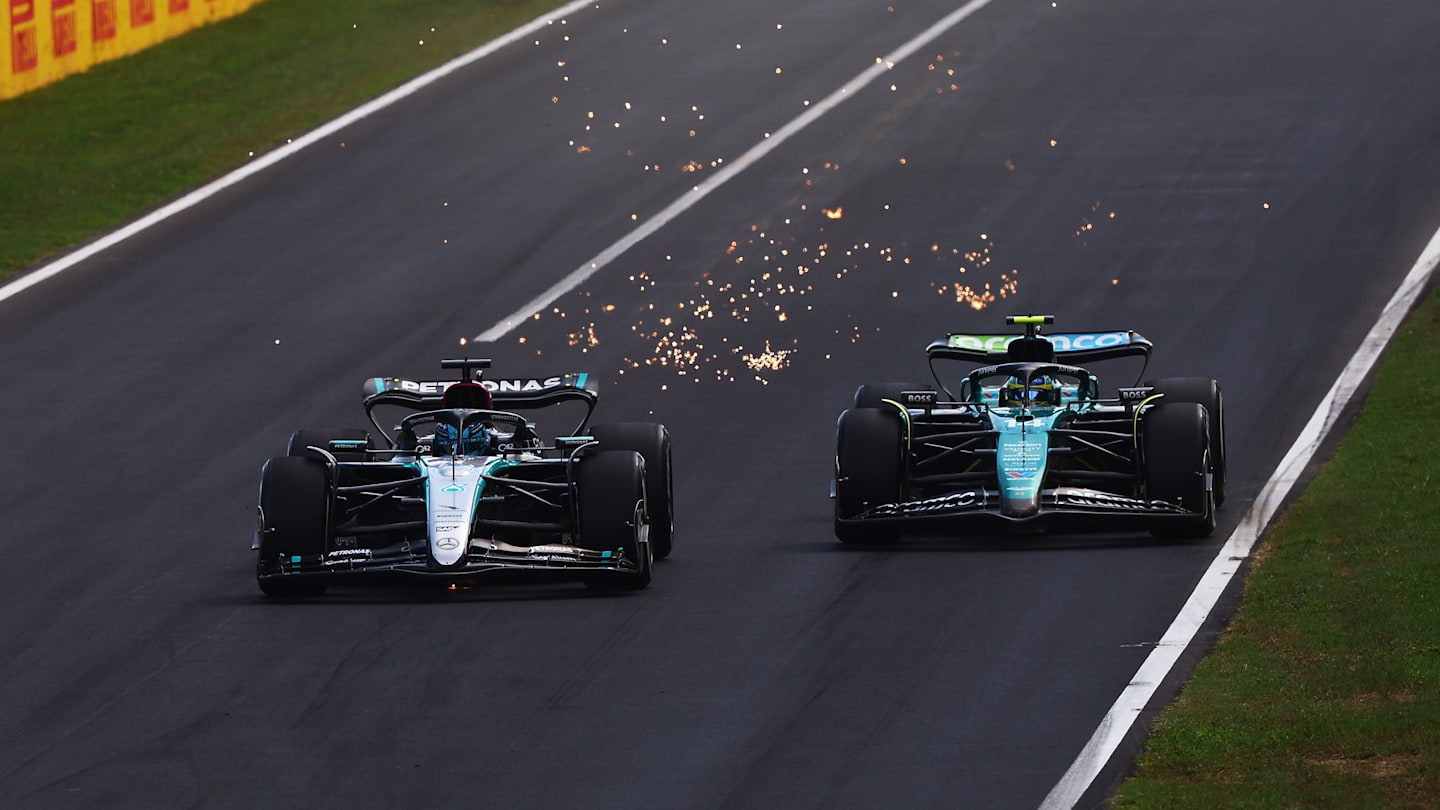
[{"x1": 473, "y1": 0, "x2": 1001, "y2": 342}]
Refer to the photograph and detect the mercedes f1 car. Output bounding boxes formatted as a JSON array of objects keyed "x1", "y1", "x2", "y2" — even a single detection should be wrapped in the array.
[
  {"x1": 833, "y1": 315, "x2": 1225, "y2": 543},
  {"x1": 254, "y1": 358, "x2": 673, "y2": 596}
]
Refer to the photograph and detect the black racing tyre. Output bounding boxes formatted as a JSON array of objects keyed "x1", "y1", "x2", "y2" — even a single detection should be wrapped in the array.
[
  {"x1": 853, "y1": 382, "x2": 933, "y2": 410},
  {"x1": 589, "y1": 422, "x2": 674, "y2": 560},
  {"x1": 287, "y1": 428, "x2": 373, "y2": 463},
  {"x1": 256, "y1": 456, "x2": 331, "y2": 597},
  {"x1": 1142, "y1": 402, "x2": 1216, "y2": 539},
  {"x1": 834, "y1": 407, "x2": 905, "y2": 544},
  {"x1": 1143, "y1": 377, "x2": 1226, "y2": 507},
  {"x1": 577, "y1": 450, "x2": 652, "y2": 591}
]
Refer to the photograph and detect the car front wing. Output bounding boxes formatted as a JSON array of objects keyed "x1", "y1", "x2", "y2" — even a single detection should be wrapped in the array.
[
  {"x1": 257, "y1": 535, "x2": 646, "y2": 584},
  {"x1": 838, "y1": 486, "x2": 1201, "y2": 531}
]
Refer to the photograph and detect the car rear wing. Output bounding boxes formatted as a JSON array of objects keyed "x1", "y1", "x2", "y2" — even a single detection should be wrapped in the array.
[
  {"x1": 925, "y1": 329, "x2": 1153, "y2": 366},
  {"x1": 362, "y1": 373, "x2": 600, "y2": 412},
  {"x1": 923, "y1": 316, "x2": 1153, "y2": 398}
]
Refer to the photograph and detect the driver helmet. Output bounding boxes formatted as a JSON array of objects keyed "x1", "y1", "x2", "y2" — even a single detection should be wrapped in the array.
[
  {"x1": 1000, "y1": 375, "x2": 1060, "y2": 407},
  {"x1": 432, "y1": 422, "x2": 495, "y2": 456}
]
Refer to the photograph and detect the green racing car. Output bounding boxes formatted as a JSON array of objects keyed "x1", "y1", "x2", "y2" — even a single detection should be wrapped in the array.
[{"x1": 833, "y1": 315, "x2": 1225, "y2": 543}]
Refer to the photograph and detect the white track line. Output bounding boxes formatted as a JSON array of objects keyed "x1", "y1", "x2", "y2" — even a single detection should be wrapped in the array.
[
  {"x1": 1039, "y1": 223, "x2": 1440, "y2": 809},
  {"x1": 473, "y1": 0, "x2": 1000, "y2": 342},
  {"x1": 0, "y1": 0, "x2": 599, "y2": 307}
]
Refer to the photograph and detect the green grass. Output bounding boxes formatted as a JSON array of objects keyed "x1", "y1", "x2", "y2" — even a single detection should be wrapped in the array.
[
  {"x1": 1112, "y1": 290, "x2": 1440, "y2": 808},
  {"x1": 0, "y1": 0, "x2": 569, "y2": 279}
]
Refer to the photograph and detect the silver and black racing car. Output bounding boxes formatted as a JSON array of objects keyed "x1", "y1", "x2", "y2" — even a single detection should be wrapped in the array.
[
  {"x1": 834, "y1": 315, "x2": 1225, "y2": 543},
  {"x1": 254, "y1": 358, "x2": 672, "y2": 596}
]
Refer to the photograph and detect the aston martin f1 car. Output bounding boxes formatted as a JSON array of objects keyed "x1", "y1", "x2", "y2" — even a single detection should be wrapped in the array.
[
  {"x1": 833, "y1": 315, "x2": 1225, "y2": 543},
  {"x1": 254, "y1": 359, "x2": 673, "y2": 596}
]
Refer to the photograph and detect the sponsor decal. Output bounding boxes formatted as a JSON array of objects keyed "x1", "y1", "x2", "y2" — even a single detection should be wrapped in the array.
[
  {"x1": 440, "y1": 483, "x2": 468, "y2": 494},
  {"x1": 999, "y1": 442, "x2": 1045, "y2": 466},
  {"x1": 435, "y1": 537, "x2": 461, "y2": 550},
  {"x1": 10, "y1": 0, "x2": 38, "y2": 74},
  {"x1": 870, "y1": 490, "x2": 987, "y2": 516},
  {"x1": 397, "y1": 380, "x2": 458, "y2": 395},
  {"x1": 948, "y1": 332, "x2": 1130, "y2": 352},
  {"x1": 52, "y1": 0, "x2": 76, "y2": 58},
  {"x1": 1118, "y1": 387, "x2": 1154, "y2": 403},
  {"x1": 901, "y1": 390, "x2": 938, "y2": 408},
  {"x1": 129, "y1": 0, "x2": 154, "y2": 26},
  {"x1": 378, "y1": 376, "x2": 589, "y2": 399},
  {"x1": 1000, "y1": 445, "x2": 1044, "y2": 461},
  {"x1": 483, "y1": 377, "x2": 567, "y2": 394},
  {"x1": 324, "y1": 549, "x2": 372, "y2": 565},
  {"x1": 1055, "y1": 488, "x2": 1179, "y2": 512},
  {"x1": 93, "y1": 0, "x2": 117, "y2": 41},
  {"x1": 388, "y1": 377, "x2": 572, "y2": 396}
]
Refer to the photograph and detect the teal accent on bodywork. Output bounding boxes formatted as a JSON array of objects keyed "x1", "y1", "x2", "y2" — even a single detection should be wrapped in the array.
[
  {"x1": 990, "y1": 408, "x2": 1067, "y2": 504},
  {"x1": 576, "y1": 373, "x2": 589, "y2": 390}
]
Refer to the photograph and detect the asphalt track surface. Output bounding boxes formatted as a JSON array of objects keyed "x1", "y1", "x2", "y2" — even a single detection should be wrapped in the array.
[{"x1": 2, "y1": 1, "x2": 1439, "y2": 807}]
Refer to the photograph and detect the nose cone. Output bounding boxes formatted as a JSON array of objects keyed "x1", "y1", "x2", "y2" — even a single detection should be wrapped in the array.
[
  {"x1": 995, "y1": 427, "x2": 1049, "y2": 518},
  {"x1": 425, "y1": 459, "x2": 484, "y2": 567},
  {"x1": 1000, "y1": 488, "x2": 1042, "y2": 518}
]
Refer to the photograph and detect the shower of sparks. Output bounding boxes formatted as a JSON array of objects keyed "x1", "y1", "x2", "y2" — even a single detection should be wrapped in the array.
[
  {"x1": 742, "y1": 342, "x2": 795, "y2": 373},
  {"x1": 494, "y1": 10, "x2": 1136, "y2": 391}
]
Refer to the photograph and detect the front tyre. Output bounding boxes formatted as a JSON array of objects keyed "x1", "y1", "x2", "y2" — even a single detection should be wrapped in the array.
[
  {"x1": 834, "y1": 408, "x2": 905, "y2": 544},
  {"x1": 256, "y1": 456, "x2": 331, "y2": 597},
  {"x1": 588, "y1": 422, "x2": 674, "y2": 560},
  {"x1": 1144, "y1": 378, "x2": 1226, "y2": 507},
  {"x1": 1142, "y1": 403, "x2": 1216, "y2": 539},
  {"x1": 578, "y1": 450, "x2": 652, "y2": 591}
]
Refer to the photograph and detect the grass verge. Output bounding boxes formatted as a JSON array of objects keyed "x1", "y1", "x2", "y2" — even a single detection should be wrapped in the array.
[
  {"x1": 1112, "y1": 288, "x2": 1440, "y2": 807},
  {"x1": 0, "y1": 0, "x2": 569, "y2": 280}
]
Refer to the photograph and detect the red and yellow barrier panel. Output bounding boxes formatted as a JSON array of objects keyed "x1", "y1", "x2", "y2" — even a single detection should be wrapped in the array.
[{"x1": 3, "y1": 0, "x2": 265, "y2": 100}]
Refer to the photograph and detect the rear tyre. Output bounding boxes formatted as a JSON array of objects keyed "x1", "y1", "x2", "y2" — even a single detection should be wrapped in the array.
[
  {"x1": 578, "y1": 450, "x2": 652, "y2": 591},
  {"x1": 1142, "y1": 403, "x2": 1216, "y2": 539},
  {"x1": 287, "y1": 428, "x2": 373, "y2": 463},
  {"x1": 854, "y1": 382, "x2": 932, "y2": 410},
  {"x1": 588, "y1": 422, "x2": 674, "y2": 560},
  {"x1": 1144, "y1": 378, "x2": 1226, "y2": 507},
  {"x1": 256, "y1": 456, "x2": 331, "y2": 597},
  {"x1": 834, "y1": 408, "x2": 905, "y2": 544}
]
